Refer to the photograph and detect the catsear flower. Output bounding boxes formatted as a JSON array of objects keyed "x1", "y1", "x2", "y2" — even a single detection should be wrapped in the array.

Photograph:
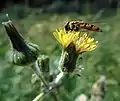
[
  {"x1": 53, "y1": 28, "x2": 98, "y2": 54},
  {"x1": 53, "y1": 28, "x2": 98, "y2": 73}
]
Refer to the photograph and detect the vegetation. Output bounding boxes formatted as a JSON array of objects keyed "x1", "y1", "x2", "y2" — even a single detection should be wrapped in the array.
[{"x1": 0, "y1": 5, "x2": 120, "y2": 101}]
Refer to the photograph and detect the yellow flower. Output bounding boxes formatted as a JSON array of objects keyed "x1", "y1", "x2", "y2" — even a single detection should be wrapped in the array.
[
  {"x1": 73, "y1": 32, "x2": 98, "y2": 53},
  {"x1": 53, "y1": 28, "x2": 98, "y2": 54},
  {"x1": 53, "y1": 28, "x2": 76, "y2": 48}
]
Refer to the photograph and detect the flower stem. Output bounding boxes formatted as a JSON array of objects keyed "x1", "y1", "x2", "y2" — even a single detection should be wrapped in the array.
[
  {"x1": 31, "y1": 61, "x2": 58, "y2": 101},
  {"x1": 32, "y1": 92, "x2": 44, "y2": 101},
  {"x1": 58, "y1": 50, "x2": 67, "y2": 72},
  {"x1": 32, "y1": 49, "x2": 68, "y2": 101}
]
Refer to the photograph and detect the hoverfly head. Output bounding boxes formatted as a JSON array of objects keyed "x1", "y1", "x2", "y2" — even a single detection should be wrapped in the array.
[{"x1": 64, "y1": 22, "x2": 70, "y2": 31}]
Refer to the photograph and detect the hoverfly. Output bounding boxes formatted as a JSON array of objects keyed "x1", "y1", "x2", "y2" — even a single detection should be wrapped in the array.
[{"x1": 64, "y1": 20, "x2": 103, "y2": 32}]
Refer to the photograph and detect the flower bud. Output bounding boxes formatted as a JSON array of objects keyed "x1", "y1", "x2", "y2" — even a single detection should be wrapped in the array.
[
  {"x1": 37, "y1": 55, "x2": 50, "y2": 73},
  {"x1": 3, "y1": 20, "x2": 40, "y2": 66},
  {"x1": 62, "y1": 43, "x2": 78, "y2": 73}
]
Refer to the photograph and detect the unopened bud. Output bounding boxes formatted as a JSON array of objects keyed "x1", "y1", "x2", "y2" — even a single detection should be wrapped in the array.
[
  {"x1": 3, "y1": 19, "x2": 40, "y2": 66},
  {"x1": 62, "y1": 43, "x2": 78, "y2": 73}
]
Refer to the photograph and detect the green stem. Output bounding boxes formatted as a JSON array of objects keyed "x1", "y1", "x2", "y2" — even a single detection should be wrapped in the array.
[
  {"x1": 32, "y1": 92, "x2": 44, "y2": 101},
  {"x1": 33, "y1": 61, "x2": 49, "y2": 87},
  {"x1": 31, "y1": 61, "x2": 58, "y2": 101},
  {"x1": 32, "y1": 49, "x2": 68, "y2": 101},
  {"x1": 58, "y1": 50, "x2": 66, "y2": 73},
  {"x1": 54, "y1": 72, "x2": 64, "y2": 84}
]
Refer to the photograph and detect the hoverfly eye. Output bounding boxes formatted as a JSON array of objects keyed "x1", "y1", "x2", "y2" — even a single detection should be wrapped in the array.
[{"x1": 64, "y1": 22, "x2": 70, "y2": 31}]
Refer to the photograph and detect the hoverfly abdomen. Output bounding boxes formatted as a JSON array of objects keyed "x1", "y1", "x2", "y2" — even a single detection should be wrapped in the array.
[
  {"x1": 79, "y1": 23, "x2": 85, "y2": 27},
  {"x1": 64, "y1": 20, "x2": 103, "y2": 32},
  {"x1": 91, "y1": 24, "x2": 103, "y2": 32},
  {"x1": 98, "y1": 28, "x2": 103, "y2": 32},
  {"x1": 85, "y1": 23, "x2": 93, "y2": 30}
]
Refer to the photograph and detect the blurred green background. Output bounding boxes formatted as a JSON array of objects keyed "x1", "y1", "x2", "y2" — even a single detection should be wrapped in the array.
[{"x1": 0, "y1": 0, "x2": 120, "y2": 101}]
